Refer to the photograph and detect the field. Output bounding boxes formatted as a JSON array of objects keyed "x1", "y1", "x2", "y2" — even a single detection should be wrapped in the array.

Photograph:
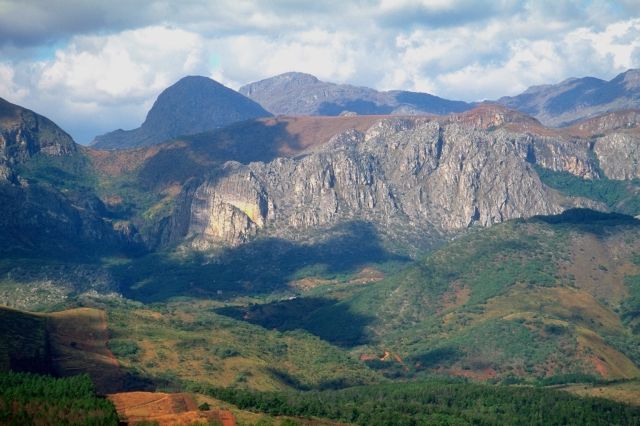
[
  {"x1": 560, "y1": 379, "x2": 640, "y2": 406},
  {"x1": 105, "y1": 298, "x2": 380, "y2": 392},
  {"x1": 107, "y1": 391, "x2": 235, "y2": 425}
]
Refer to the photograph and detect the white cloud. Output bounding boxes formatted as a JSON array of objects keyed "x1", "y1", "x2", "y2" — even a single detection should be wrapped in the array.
[
  {"x1": 0, "y1": 63, "x2": 29, "y2": 101},
  {"x1": 38, "y1": 26, "x2": 205, "y2": 103},
  {"x1": 1, "y1": 26, "x2": 208, "y2": 143},
  {"x1": 0, "y1": 3, "x2": 640, "y2": 144}
]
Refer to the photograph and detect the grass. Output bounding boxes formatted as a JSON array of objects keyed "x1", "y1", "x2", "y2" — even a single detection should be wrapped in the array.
[
  {"x1": 105, "y1": 299, "x2": 381, "y2": 392},
  {"x1": 213, "y1": 214, "x2": 640, "y2": 385}
]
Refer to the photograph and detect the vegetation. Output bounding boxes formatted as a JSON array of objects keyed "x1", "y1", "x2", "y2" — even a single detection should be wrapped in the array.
[
  {"x1": 0, "y1": 371, "x2": 118, "y2": 425},
  {"x1": 534, "y1": 165, "x2": 640, "y2": 215},
  {"x1": 215, "y1": 215, "x2": 640, "y2": 383},
  {"x1": 0, "y1": 307, "x2": 49, "y2": 374},
  {"x1": 193, "y1": 380, "x2": 640, "y2": 425},
  {"x1": 106, "y1": 299, "x2": 380, "y2": 391}
]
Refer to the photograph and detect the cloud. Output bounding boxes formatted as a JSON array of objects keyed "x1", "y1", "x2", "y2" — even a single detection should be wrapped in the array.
[
  {"x1": 0, "y1": 1, "x2": 639, "y2": 144},
  {"x1": 1, "y1": 26, "x2": 209, "y2": 143}
]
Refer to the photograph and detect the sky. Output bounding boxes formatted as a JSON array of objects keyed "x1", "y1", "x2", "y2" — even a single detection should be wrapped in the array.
[{"x1": 1, "y1": 1, "x2": 640, "y2": 144}]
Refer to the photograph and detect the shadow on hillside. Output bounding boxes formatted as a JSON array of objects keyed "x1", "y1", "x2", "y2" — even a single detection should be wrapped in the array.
[
  {"x1": 136, "y1": 119, "x2": 304, "y2": 189},
  {"x1": 217, "y1": 296, "x2": 374, "y2": 348},
  {"x1": 111, "y1": 220, "x2": 409, "y2": 303},
  {"x1": 534, "y1": 208, "x2": 640, "y2": 229}
]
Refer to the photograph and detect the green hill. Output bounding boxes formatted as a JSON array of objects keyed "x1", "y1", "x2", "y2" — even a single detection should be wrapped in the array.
[{"x1": 220, "y1": 210, "x2": 640, "y2": 383}]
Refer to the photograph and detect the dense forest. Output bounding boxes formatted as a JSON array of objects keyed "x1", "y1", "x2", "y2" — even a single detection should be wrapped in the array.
[
  {"x1": 192, "y1": 380, "x2": 640, "y2": 426},
  {"x1": 0, "y1": 371, "x2": 118, "y2": 425}
]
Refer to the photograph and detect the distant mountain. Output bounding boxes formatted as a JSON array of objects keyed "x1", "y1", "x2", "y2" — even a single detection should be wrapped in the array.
[
  {"x1": 239, "y1": 72, "x2": 472, "y2": 116},
  {"x1": 0, "y1": 97, "x2": 77, "y2": 182},
  {"x1": 91, "y1": 76, "x2": 271, "y2": 150},
  {"x1": 497, "y1": 69, "x2": 640, "y2": 127}
]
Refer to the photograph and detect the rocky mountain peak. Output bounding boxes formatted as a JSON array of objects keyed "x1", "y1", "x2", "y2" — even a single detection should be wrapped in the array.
[
  {"x1": 0, "y1": 97, "x2": 77, "y2": 181},
  {"x1": 240, "y1": 72, "x2": 321, "y2": 97},
  {"x1": 619, "y1": 68, "x2": 640, "y2": 89},
  {"x1": 449, "y1": 104, "x2": 541, "y2": 129},
  {"x1": 91, "y1": 76, "x2": 271, "y2": 150}
]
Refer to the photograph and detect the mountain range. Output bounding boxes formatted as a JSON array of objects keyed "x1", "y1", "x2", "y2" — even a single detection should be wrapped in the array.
[
  {"x1": 497, "y1": 69, "x2": 640, "y2": 126},
  {"x1": 89, "y1": 69, "x2": 640, "y2": 151},
  {"x1": 2, "y1": 68, "x2": 640, "y2": 421}
]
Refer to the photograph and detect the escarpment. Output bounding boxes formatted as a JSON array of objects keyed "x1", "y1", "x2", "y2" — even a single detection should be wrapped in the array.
[{"x1": 176, "y1": 117, "x2": 600, "y2": 249}]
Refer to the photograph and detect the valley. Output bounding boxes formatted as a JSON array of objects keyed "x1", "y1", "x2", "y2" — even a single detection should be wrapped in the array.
[{"x1": 2, "y1": 67, "x2": 640, "y2": 424}]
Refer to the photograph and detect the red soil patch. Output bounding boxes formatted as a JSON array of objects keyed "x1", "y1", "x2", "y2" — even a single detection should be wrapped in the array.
[
  {"x1": 107, "y1": 392, "x2": 236, "y2": 426},
  {"x1": 590, "y1": 356, "x2": 609, "y2": 378}
]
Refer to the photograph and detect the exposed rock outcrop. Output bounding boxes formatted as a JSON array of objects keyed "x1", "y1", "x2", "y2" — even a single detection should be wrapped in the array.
[
  {"x1": 595, "y1": 133, "x2": 640, "y2": 180},
  {"x1": 181, "y1": 117, "x2": 599, "y2": 249},
  {"x1": 0, "y1": 97, "x2": 76, "y2": 182}
]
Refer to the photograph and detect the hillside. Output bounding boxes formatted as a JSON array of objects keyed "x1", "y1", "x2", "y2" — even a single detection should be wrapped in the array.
[
  {"x1": 497, "y1": 69, "x2": 640, "y2": 126},
  {"x1": 219, "y1": 210, "x2": 640, "y2": 383},
  {"x1": 239, "y1": 71, "x2": 472, "y2": 116},
  {"x1": 92, "y1": 76, "x2": 272, "y2": 149},
  {"x1": 0, "y1": 306, "x2": 123, "y2": 394}
]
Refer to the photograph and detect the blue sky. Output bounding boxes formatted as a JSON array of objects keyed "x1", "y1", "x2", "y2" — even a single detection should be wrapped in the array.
[{"x1": 1, "y1": 0, "x2": 640, "y2": 144}]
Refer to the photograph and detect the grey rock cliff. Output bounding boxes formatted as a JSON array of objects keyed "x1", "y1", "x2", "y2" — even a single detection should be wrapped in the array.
[
  {"x1": 0, "y1": 97, "x2": 76, "y2": 182},
  {"x1": 179, "y1": 118, "x2": 599, "y2": 249},
  {"x1": 595, "y1": 133, "x2": 640, "y2": 180}
]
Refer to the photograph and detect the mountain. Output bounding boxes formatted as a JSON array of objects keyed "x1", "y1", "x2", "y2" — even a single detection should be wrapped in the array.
[
  {"x1": 239, "y1": 71, "x2": 472, "y2": 116},
  {"x1": 0, "y1": 97, "x2": 76, "y2": 182},
  {"x1": 3, "y1": 92, "x2": 640, "y2": 414},
  {"x1": 497, "y1": 69, "x2": 640, "y2": 127},
  {"x1": 159, "y1": 105, "x2": 605, "y2": 253},
  {"x1": 91, "y1": 76, "x2": 272, "y2": 149},
  {"x1": 0, "y1": 97, "x2": 141, "y2": 309}
]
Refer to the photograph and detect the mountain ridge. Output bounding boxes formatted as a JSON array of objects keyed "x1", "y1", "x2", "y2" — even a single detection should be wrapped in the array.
[
  {"x1": 497, "y1": 69, "x2": 640, "y2": 127},
  {"x1": 239, "y1": 71, "x2": 473, "y2": 117},
  {"x1": 91, "y1": 75, "x2": 272, "y2": 150}
]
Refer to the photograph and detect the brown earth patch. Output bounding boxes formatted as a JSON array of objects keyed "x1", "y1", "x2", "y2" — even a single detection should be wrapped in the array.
[
  {"x1": 107, "y1": 391, "x2": 235, "y2": 426},
  {"x1": 576, "y1": 327, "x2": 640, "y2": 379},
  {"x1": 290, "y1": 267, "x2": 384, "y2": 291},
  {"x1": 560, "y1": 380, "x2": 640, "y2": 406},
  {"x1": 439, "y1": 282, "x2": 470, "y2": 312},
  {"x1": 562, "y1": 233, "x2": 638, "y2": 304}
]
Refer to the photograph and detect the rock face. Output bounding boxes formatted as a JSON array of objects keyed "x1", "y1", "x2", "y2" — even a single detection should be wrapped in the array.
[
  {"x1": 497, "y1": 69, "x2": 640, "y2": 127},
  {"x1": 91, "y1": 76, "x2": 271, "y2": 149},
  {"x1": 180, "y1": 117, "x2": 598, "y2": 249},
  {"x1": 0, "y1": 97, "x2": 76, "y2": 182},
  {"x1": 0, "y1": 98, "x2": 142, "y2": 259},
  {"x1": 239, "y1": 72, "x2": 472, "y2": 117},
  {"x1": 595, "y1": 133, "x2": 640, "y2": 180}
]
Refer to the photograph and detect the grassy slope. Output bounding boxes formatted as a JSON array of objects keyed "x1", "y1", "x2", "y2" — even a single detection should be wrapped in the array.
[
  {"x1": 222, "y1": 212, "x2": 640, "y2": 384},
  {"x1": 105, "y1": 299, "x2": 380, "y2": 392}
]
